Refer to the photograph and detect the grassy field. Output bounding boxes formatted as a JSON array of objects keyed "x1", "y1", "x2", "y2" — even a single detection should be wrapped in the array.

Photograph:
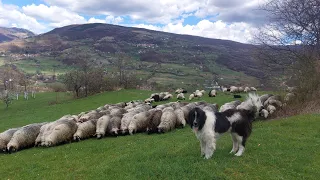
[{"x1": 0, "y1": 90, "x2": 319, "y2": 179}]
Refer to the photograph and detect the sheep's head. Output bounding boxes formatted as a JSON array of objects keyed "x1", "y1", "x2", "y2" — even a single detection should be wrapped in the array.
[{"x1": 7, "y1": 145, "x2": 18, "y2": 153}]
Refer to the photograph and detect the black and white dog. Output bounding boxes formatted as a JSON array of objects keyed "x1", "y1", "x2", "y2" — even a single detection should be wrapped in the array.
[{"x1": 187, "y1": 93, "x2": 263, "y2": 159}]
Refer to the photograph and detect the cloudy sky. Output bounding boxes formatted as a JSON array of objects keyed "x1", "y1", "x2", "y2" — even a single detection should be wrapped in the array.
[{"x1": 0, "y1": 0, "x2": 267, "y2": 43}]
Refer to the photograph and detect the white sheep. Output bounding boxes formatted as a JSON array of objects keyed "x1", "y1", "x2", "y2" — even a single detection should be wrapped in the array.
[
  {"x1": 128, "y1": 110, "x2": 155, "y2": 135},
  {"x1": 200, "y1": 90, "x2": 205, "y2": 94},
  {"x1": 219, "y1": 100, "x2": 242, "y2": 112},
  {"x1": 120, "y1": 112, "x2": 139, "y2": 135},
  {"x1": 7, "y1": 122, "x2": 47, "y2": 152},
  {"x1": 110, "y1": 108, "x2": 127, "y2": 117},
  {"x1": 260, "y1": 109, "x2": 269, "y2": 119},
  {"x1": 73, "y1": 119, "x2": 98, "y2": 141},
  {"x1": 222, "y1": 87, "x2": 228, "y2": 92},
  {"x1": 174, "y1": 108, "x2": 186, "y2": 128},
  {"x1": 244, "y1": 87, "x2": 251, "y2": 93},
  {"x1": 158, "y1": 107, "x2": 177, "y2": 133},
  {"x1": 230, "y1": 86, "x2": 239, "y2": 93},
  {"x1": 194, "y1": 91, "x2": 203, "y2": 98},
  {"x1": 0, "y1": 128, "x2": 20, "y2": 152},
  {"x1": 250, "y1": 87, "x2": 257, "y2": 91},
  {"x1": 177, "y1": 93, "x2": 185, "y2": 100},
  {"x1": 208, "y1": 90, "x2": 216, "y2": 97},
  {"x1": 238, "y1": 87, "x2": 244, "y2": 92},
  {"x1": 108, "y1": 116, "x2": 122, "y2": 135},
  {"x1": 79, "y1": 110, "x2": 101, "y2": 123},
  {"x1": 163, "y1": 94, "x2": 173, "y2": 101},
  {"x1": 267, "y1": 105, "x2": 276, "y2": 115},
  {"x1": 43, "y1": 120, "x2": 78, "y2": 147},
  {"x1": 144, "y1": 98, "x2": 155, "y2": 103},
  {"x1": 96, "y1": 115, "x2": 112, "y2": 139},
  {"x1": 189, "y1": 93, "x2": 195, "y2": 101},
  {"x1": 284, "y1": 93, "x2": 295, "y2": 102}
]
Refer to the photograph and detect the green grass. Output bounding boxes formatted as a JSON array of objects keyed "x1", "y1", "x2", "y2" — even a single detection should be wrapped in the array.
[
  {"x1": 0, "y1": 90, "x2": 319, "y2": 179},
  {"x1": 13, "y1": 57, "x2": 73, "y2": 75}
]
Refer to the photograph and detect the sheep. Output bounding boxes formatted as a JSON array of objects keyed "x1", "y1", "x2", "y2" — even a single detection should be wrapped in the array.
[
  {"x1": 146, "y1": 110, "x2": 163, "y2": 134},
  {"x1": 208, "y1": 89, "x2": 217, "y2": 97},
  {"x1": 108, "y1": 116, "x2": 122, "y2": 136},
  {"x1": 115, "y1": 102, "x2": 126, "y2": 108},
  {"x1": 174, "y1": 108, "x2": 186, "y2": 128},
  {"x1": 177, "y1": 93, "x2": 185, "y2": 100},
  {"x1": 43, "y1": 120, "x2": 78, "y2": 147},
  {"x1": 267, "y1": 105, "x2": 276, "y2": 115},
  {"x1": 110, "y1": 108, "x2": 127, "y2": 117},
  {"x1": 264, "y1": 95, "x2": 282, "y2": 108},
  {"x1": 120, "y1": 112, "x2": 138, "y2": 135},
  {"x1": 189, "y1": 93, "x2": 195, "y2": 101},
  {"x1": 73, "y1": 119, "x2": 98, "y2": 141},
  {"x1": 79, "y1": 110, "x2": 101, "y2": 123},
  {"x1": 175, "y1": 88, "x2": 183, "y2": 94},
  {"x1": 260, "y1": 94, "x2": 274, "y2": 105},
  {"x1": 284, "y1": 93, "x2": 295, "y2": 102},
  {"x1": 222, "y1": 87, "x2": 228, "y2": 92},
  {"x1": 250, "y1": 87, "x2": 257, "y2": 91},
  {"x1": 244, "y1": 87, "x2": 251, "y2": 93},
  {"x1": 128, "y1": 110, "x2": 155, "y2": 135},
  {"x1": 219, "y1": 100, "x2": 242, "y2": 112},
  {"x1": 158, "y1": 107, "x2": 177, "y2": 133},
  {"x1": 144, "y1": 98, "x2": 155, "y2": 103},
  {"x1": 230, "y1": 86, "x2": 239, "y2": 93},
  {"x1": 200, "y1": 90, "x2": 205, "y2": 94},
  {"x1": 163, "y1": 94, "x2": 173, "y2": 101},
  {"x1": 7, "y1": 122, "x2": 47, "y2": 152},
  {"x1": 238, "y1": 87, "x2": 244, "y2": 92},
  {"x1": 96, "y1": 115, "x2": 112, "y2": 139},
  {"x1": 0, "y1": 128, "x2": 20, "y2": 152},
  {"x1": 194, "y1": 91, "x2": 203, "y2": 98},
  {"x1": 159, "y1": 92, "x2": 166, "y2": 101},
  {"x1": 259, "y1": 109, "x2": 269, "y2": 119},
  {"x1": 151, "y1": 94, "x2": 160, "y2": 102}
]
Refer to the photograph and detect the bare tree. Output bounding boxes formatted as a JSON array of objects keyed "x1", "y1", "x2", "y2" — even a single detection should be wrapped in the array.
[
  {"x1": 257, "y1": 0, "x2": 320, "y2": 91},
  {"x1": 63, "y1": 70, "x2": 84, "y2": 98}
]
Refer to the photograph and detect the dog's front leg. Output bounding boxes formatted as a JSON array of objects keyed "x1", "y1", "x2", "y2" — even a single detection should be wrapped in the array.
[
  {"x1": 200, "y1": 139, "x2": 205, "y2": 156},
  {"x1": 204, "y1": 139, "x2": 216, "y2": 159}
]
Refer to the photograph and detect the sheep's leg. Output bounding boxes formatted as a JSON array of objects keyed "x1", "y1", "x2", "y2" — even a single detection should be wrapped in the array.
[
  {"x1": 235, "y1": 136, "x2": 246, "y2": 156},
  {"x1": 230, "y1": 133, "x2": 239, "y2": 154}
]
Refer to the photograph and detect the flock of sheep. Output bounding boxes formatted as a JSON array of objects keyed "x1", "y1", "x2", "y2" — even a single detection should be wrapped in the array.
[{"x1": 0, "y1": 85, "x2": 294, "y2": 154}]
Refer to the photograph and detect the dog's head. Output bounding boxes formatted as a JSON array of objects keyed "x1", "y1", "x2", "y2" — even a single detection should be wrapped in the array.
[{"x1": 188, "y1": 107, "x2": 207, "y2": 132}]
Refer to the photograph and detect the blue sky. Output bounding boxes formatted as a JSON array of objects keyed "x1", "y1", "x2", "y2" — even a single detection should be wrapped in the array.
[{"x1": 0, "y1": 0, "x2": 267, "y2": 43}]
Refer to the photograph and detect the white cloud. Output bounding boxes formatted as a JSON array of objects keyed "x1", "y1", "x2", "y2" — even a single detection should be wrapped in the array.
[
  {"x1": 105, "y1": 15, "x2": 123, "y2": 24},
  {"x1": 88, "y1": 17, "x2": 106, "y2": 24},
  {"x1": 134, "y1": 20, "x2": 257, "y2": 43},
  {"x1": 0, "y1": 1, "x2": 46, "y2": 33},
  {"x1": 22, "y1": 4, "x2": 86, "y2": 25}
]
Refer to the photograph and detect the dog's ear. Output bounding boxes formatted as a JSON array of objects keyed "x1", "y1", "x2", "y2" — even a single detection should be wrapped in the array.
[
  {"x1": 197, "y1": 108, "x2": 207, "y2": 130},
  {"x1": 187, "y1": 108, "x2": 196, "y2": 127}
]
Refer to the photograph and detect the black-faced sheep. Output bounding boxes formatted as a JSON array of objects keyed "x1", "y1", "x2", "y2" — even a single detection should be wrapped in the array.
[
  {"x1": 73, "y1": 119, "x2": 98, "y2": 141},
  {"x1": 0, "y1": 128, "x2": 20, "y2": 152},
  {"x1": 158, "y1": 107, "x2": 177, "y2": 133},
  {"x1": 163, "y1": 94, "x2": 173, "y2": 101},
  {"x1": 260, "y1": 94, "x2": 274, "y2": 105},
  {"x1": 230, "y1": 86, "x2": 239, "y2": 93},
  {"x1": 7, "y1": 122, "x2": 47, "y2": 152}
]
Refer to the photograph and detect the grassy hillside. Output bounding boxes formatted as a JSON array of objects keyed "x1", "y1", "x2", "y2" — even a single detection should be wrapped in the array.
[
  {"x1": 0, "y1": 23, "x2": 290, "y2": 88},
  {"x1": 0, "y1": 90, "x2": 319, "y2": 179}
]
